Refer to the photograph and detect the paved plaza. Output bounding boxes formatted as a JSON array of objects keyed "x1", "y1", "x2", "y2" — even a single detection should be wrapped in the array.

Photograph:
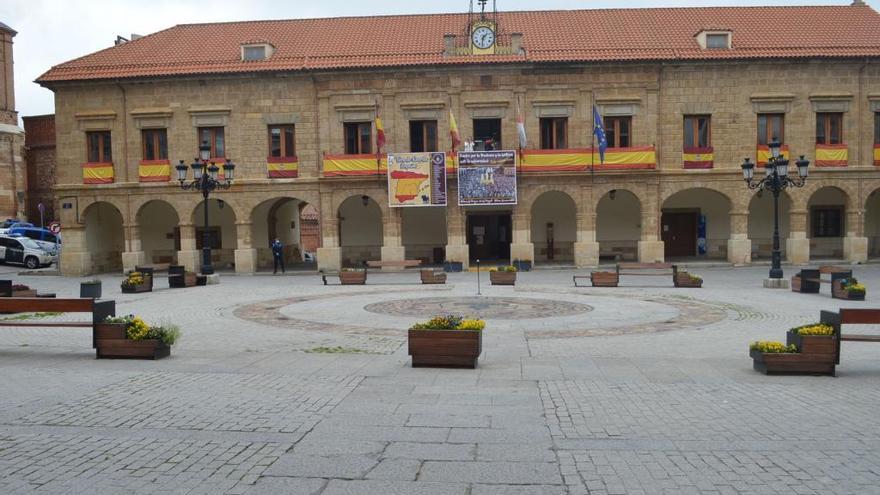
[{"x1": 0, "y1": 264, "x2": 879, "y2": 494}]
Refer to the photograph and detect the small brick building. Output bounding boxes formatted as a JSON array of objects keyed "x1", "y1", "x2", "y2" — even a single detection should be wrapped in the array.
[{"x1": 22, "y1": 114, "x2": 56, "y2": 224}]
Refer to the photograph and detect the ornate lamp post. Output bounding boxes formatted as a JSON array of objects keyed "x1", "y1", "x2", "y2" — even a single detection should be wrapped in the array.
[
  {"x1": 175, "y1": 141, "x2": 235, "y2": 275},
  {"x1": 741, "y1": 138, "x2": 809, "y2": 281}
]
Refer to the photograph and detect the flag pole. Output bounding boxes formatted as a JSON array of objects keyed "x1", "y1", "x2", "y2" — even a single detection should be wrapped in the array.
[{"x1": 376, "y1": 99, "x2": 381, "y2": 186}]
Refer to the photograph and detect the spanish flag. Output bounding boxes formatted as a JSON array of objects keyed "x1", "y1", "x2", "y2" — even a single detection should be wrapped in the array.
[
  {"x1": 449, "y1": 107, "x2": 461, "y2": 152},
  {"x1": 375, "y1": 112, "x2": 385, "y2": 153}
]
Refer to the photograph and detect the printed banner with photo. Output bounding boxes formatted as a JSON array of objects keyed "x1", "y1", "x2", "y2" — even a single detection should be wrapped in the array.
[
  {"x1": 387, "y1": 152, "x2": 447, "y2": 207},
  {"x1": 457, "y1": 150, "x2": 518, "y2": 205}
]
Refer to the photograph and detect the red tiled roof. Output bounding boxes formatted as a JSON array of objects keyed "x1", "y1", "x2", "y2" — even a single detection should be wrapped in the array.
[{"x1": 37, "y1": 5, "x2": 880, "y2": 84}]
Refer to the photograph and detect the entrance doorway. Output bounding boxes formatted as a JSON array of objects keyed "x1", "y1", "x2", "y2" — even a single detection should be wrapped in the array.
[
  {"x1": 467, "y1": 213, "x2": 511, "y2": 262},
  {"x1": 661, "y1": 211, "x2": 698, "y2": 258}
]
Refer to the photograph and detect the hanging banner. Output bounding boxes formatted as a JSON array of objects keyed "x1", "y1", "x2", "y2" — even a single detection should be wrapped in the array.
[
  {"x1": 457, "y1": 150, "x2": 518, "y2": 206},
  {"x1": 387, "y1": 152, "x2": 447, "y2": 207}
]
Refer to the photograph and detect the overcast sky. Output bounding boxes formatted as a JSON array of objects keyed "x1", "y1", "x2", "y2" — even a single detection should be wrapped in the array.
[{"x1": 2, "y1": 0, "x2": 872, "y2": 121}]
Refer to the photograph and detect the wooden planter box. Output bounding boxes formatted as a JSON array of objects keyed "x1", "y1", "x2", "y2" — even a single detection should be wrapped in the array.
[
  {"x1": 674, "y1": 273, "x2": 703, "y2": 288},
  {"x1": 408, "y1": 329, "x2": 482, "y2": 369},
  {"x1": 786, "y1": 332, "x2": 837, "y2": 356},
  {"x1": 80, "y1": 282, "x2": 102, "y2": 299},
  {"x1": 750, "y1": 349, "x2": 835, "y2": 376},
  {"x1": 791, "y1": 275, "x2": 801, "y2": 292},
  {"x1": 94, "y1": 322, "x2": 170, "y2": 360},
  {"x1": 831, "y1": 280, "x2": 865, "y2": 300},
  {"x1": 121, "y1": 284, "x2": 151, "y2": 294},
  {"x1": 489, "y1": 271, "x2": 516, "y2": 286},
  {"x1": 169, "y1": 272, "x2": 197, "y2": 288},
  {"x1": 420, "y1": 270, "x2": 447, "y2": 285},
  {"x1": 590, "y1": 271, "x2": 619, "y2": 287},
  {"x1": 11, "y1": 290, "x2": 37, "y2": 297},
  {"x1": 339, "y1": 271, "x2": 367, "y2": 285}
]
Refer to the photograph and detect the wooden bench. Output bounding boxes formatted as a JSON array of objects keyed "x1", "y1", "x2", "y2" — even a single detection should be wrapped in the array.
[
  {"x1": 792, "y1": 266, "x2": 852, "y2": 295},
  {"x1": 366, "y1": 260, "x2": 422, "y2": 270},
  {"x1": 576, "y1": 263, "x2": 678, "y2": 287},
  {"x1": 821, "y1": 308, "x2": 880, "y2": 366},
  {"x1": 0, "y1": 297, "x2": 116, "y2": 349}
]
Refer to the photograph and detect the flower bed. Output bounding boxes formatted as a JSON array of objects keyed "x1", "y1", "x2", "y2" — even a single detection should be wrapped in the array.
[
  {"x1": 121, "y1": 272, "x2": 152, "y2": 294},
  {"x1": 339, "y1": 268, "x2": 367, "y2": 285},
  {"x1": 832, "y1": 277, "x2": 865, "y2": 301},
  {"x1": 489, "y1": 266, "x2": 517, "y2": 286},
  {"x1": 95, "y1": 315, "x2": 180, "y2": 360},
  {"x1": 674, "y1": 271, "x2": 703, "y2": 288},
  {"x1": 420, "y1": 269, "x2": 446, "y2": 285},
  {"x1": 749, "y1": 339, "x2": 835, "y2": 376},
  {"x1": 11, "y1": 284, "x2": 37, "y2": 297},
  {"x1": 408, "y1": 315, "x2": 484, "y2": 369}
]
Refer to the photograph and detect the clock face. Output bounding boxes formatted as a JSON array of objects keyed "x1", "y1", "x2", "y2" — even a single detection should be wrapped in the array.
[{"x1": 472, "y1": 26, "x2": 495, "y2": 49}]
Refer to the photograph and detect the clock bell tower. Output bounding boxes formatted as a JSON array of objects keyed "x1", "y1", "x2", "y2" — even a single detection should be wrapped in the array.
[{"x1": 469, "y1": 0, "x2": 497, "y2": 55}]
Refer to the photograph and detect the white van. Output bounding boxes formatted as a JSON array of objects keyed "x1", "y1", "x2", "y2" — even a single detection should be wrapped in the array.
[{"x1": 0, "y1": 235, "x2": 55, "y2": 269}]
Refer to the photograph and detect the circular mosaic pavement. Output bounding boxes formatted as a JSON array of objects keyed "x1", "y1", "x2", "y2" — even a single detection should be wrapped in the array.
[{"x1": 362, "y1": 296, "x2": 592, "y2": 320}]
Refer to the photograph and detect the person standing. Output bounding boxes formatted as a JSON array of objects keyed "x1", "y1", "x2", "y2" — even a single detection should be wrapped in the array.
[{"x1": 271, "y1": 238, "x2": 285, "y2": 274}]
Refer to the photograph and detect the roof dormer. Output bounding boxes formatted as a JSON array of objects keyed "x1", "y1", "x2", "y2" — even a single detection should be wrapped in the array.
[
  {"x1": 240, "y1": 42, "x2": 274, "y2": 61},
  {"x1": 695, "y1": 29, "x2": 732, "y2": 50}
]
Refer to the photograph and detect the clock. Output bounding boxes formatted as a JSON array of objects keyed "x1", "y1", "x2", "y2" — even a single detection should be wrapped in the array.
[{"x1": 471, "y1": 26, "x2": 495, "y2": 49}]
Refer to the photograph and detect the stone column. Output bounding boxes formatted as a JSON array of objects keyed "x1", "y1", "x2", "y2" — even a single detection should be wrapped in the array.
[
  {"x1": 573, "y1": 211, "x2": 599, "y2": 267},
  {"x1": 234, "y1": 221, "x2": 257, "y2": 273},
  {"x1": 785, "y1": 209, "x2": 810, "y2": 265},
  {"x1": 843, "y1": 208, "x2": 868, "y2": 263},
  {"x1": 177, "y1": 222, "x2": 199, "y2": 272},
  {"x1": 317, "y1": 193, "x2": 342, "y2": 271},
  {"x1": 59, "y1": 225, "x2": 92, "y2": 276},
  {"x1": 121, "y1": 222, "x2": 146, "y2": 272},
  {"x1": 380, "y1": 208, "x2": 406, "y2": 269},
  {"x1": 509, "y1": 209, "x2": 534, "y2": 265},
  {"x1": 638, "y1": 203, "x2": 665, "y2": 263},
  {"x1": 445, "y1": 198, "x2": 469, "y2": 270},
  {"x1": 727, "y1": 210, "x2": 751, "y2": 265}
]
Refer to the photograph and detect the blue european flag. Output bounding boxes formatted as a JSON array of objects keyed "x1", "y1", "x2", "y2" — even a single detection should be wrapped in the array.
[{"x1": 592, "y1": 105, "x2": 607, "y2": 164}]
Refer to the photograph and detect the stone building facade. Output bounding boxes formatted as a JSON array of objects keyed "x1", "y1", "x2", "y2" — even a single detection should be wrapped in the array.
[
  {"x1": 36, "y1": 5, "x2": 880, "y2": 275},
  {"x1": 0, "y1": 21, "x2": 25, "y2": 222},
  {"x1": 22, "y1": 114, "x2": 56, "y2": 224}
]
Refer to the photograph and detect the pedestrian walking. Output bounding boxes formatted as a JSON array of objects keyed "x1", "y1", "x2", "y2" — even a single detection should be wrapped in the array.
[{"x1": 271, "y1": 238, "x2": 285, "y2": 274}]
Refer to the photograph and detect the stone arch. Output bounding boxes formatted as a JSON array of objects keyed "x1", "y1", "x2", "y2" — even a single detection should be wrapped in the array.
[
  {"x1": 136, "y1": 200, "x2": 180, "y2": 265},
  {"x1": 660, "y1": 182, "x2": 735, "y2": 210},
  {"x1": 530, "y1": 190, "x2": 577, "y2": 263},
  {"x1": 520, "y1": 184, "x2": 581, "y2": 211},
  {"x1": 792, "y1": 181, "x2": 854, "y2": 212},
  {"x1": 661, "y1": 187, "x2": 731, "y2": 259},
  {"x1": 747, "y1": 190, "x2": 792, "y2": 260},
  {"x1": 250, "y1": 196, "x2": 317, "y2": 269},
  {"x1": 401, "y1": 207, "x2": 448, "y2": 265},
  {"x1": 82, "y1": 201, "x2": 125, "y2": 273},
  {"x1": 596, "y1": 188, "x2": 642, "y2": 262},
  {"x1": 806, "y1": 186, "x2": 849, "y2": 260},
  {"x1": 866, "y1": 186, "x2": 880, "y2": 259},
  {"x1": 338, "y1": 194, "x2": 383, "y2": 267},
  {"x1": 190, "y1": 199, "x2": 238, "y2": 270}
]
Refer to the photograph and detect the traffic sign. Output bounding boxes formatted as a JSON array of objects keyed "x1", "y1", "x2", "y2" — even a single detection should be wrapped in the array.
[{"x1": 49, "y1": 222, "x2": 61, "y2": 234}]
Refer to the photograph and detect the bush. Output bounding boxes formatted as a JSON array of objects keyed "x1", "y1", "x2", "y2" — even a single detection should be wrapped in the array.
[
  {"x1": 750, "y1": 341, "x2": 797, "y2": 353},
  {"x1": 790, "y1": 323, "x2": 834, "y2": 336},
  {"x1": 410, "y1": 314, "x2": 485, "y2": 331},
  {"x1": 103, "y1": 315, "x2": 181, "y2": 345}
]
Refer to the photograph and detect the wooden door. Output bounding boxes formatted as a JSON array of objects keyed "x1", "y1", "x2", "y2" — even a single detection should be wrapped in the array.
[{"x1": 661, "y1": 212, "x2": 698, "y2": 258}]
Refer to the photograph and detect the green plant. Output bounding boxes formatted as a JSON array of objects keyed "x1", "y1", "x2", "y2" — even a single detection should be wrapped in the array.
[
  {"x1": 1, "y1": 312, "x2": 62, "y2": 321},
  {"x1": 790, "y1": 323, "x2": 834, "y2": 336},
  {"x1": 103, "y1": 315, "x2": 180, "y2": 345},
  {"x1": 489, "y1": 265, "x2": 517, "y2": 273},
  {"x1": 840, "y1": 278, "x2": 866, "y2": 295},
  {"x1": 410, "y1": 314, "x2": 485, "y2": 331},
  {"x1": 147, "y1": 320, "x2": 181, "y2": 345},
  {"x1": 121, "y1": 271, "x2": 146, "y2": 289},
  {"x1": 750, "y1": 341, "x2": 797, "y2": 353}
]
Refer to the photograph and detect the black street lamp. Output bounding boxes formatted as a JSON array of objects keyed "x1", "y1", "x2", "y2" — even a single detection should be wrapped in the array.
[
  {"x1": 741, "y1": 138, "x2": 809, "y2": 280},
  {"x1": 176, "y1": 141, "x2": 235, "y2": 275}
]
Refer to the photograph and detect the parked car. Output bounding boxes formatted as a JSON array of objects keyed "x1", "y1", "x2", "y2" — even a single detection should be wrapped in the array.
[
  {"x1": 0, "y1": 235, "x2": 55, "y2": 269},
  {"x1": 8, "y1": 227, "x2": 60, "y2": 254}
]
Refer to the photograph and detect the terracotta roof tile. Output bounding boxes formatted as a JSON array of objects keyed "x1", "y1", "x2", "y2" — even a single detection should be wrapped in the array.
[{"x1": 37, "y1": 5, "x2": 880, "y2": 83}]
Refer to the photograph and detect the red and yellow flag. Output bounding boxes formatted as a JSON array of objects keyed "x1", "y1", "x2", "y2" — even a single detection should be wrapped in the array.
[
  {"x1": 449, "y1": 108, "x2": 461, "y2": 152},
  {"x1": 375, "y1": 112, "x2": 385, "y2": 153}
]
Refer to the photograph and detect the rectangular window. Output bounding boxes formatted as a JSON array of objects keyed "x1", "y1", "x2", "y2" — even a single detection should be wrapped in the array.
[
  {"x1": 683, "y1": 115, "x2": 711, "y2": 148},
  {"x1": 816, "y1": 113, "x2": 843, "y2": 145},
  {"x1": 344, "y1": 122, "x2": 372, "y2": 154},
  {"x1": 268, "y1": 125, "x2": 296, "y2": 158},
  {"x1": 198, "y1": 127, "x2": 225, "y2": 158},
  {"x1": 539, "y1": 117, "x2": 567, "y2": 149},
  {"x1": 86, "y1": 131, "x2": 112, "y2": 163},
  {"x1": 409, "y1": 120, "x2": 438, "y2": 152},
  {"x1": 472, "y1": 118, "x2": 501, "y2": 150},
  {"x1": 875, "y1": 113, "x2": 880, "y2": 145},
  {"x1": 142, "y1": 129, "x2": 168, "y2": 161},
  {"x1": 706, "y1": 34, "x2": 729, "y2": 49},
  {"x1": 242, "y1": 46, "x2": 266, "y2": 61},
  {"x1": 811, "y1": 207, "x2": 843, "y2": 238},
  {"x1": 757, "y1": 114, "x2": 784, "y2": 145},
  {"x1": 603, "y1": 116, "x2": 631, "y2": 148}
]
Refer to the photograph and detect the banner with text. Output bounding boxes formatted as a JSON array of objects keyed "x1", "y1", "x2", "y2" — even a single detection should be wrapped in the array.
[
  {"x1": 457, "y1": 150, "x2": 518, "y2": 206},
  {"x1": 387, "y1": 152, "x2": 447, "y2": 207}
]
